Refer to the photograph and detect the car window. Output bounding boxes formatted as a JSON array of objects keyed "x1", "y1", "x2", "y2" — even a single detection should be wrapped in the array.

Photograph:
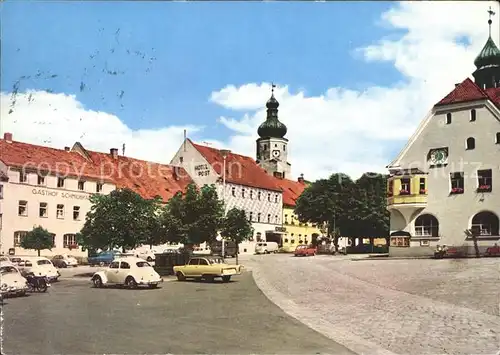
[
  {"x1": 0, "y1": 257, "x2": 9, "y2": 262},
  {"x1": 188, "y1": 259, "x2": 199, "y2": 265},
  {"x1": 136, "y1": 261, "x2": 151, "y2": 267},
  {"x1": 199, "y1": 259, "x2": 209, "y2": 265},
  {"x1": 120, "y1": 262, "x2": 130, "y2": 269},
  {"x1": 0, "y1": 266, "x2": 18, "y2": 274},
  {"x1": 209, "y1": 258, "x2": 224, "y2": 264},
  {"x1": 37, "y1": 260, "x2": 51, "y2": 265},
  {"x1": 109, "y1": 261, "x2": 119, "y2": 269}
]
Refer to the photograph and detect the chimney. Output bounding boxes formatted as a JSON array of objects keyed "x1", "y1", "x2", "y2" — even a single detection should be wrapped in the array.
[
  {"x1": 298, "y1": 173, "x2": 305, "y2": 184},
  {"x1": 122, "y1": 143, "x2": 126, "y2": 156},
  {"x1": 3, "y1": 132, "x2": 12, "y2": 143},
  {"x1": 110, "y1": 148, "x2": 118, "y2": 159},
  {"x1": 64, "y1": 146, "x2": 70, "y2": 152}
]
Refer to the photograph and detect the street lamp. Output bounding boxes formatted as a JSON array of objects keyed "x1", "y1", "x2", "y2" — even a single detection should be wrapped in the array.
[{"x1": 219, "y1": 149, "x2": 231, "y2": 259}]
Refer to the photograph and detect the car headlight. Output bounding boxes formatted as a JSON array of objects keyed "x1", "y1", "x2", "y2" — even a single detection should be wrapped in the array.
[{"x1": 1, "y1": 283, "x2": 8, "y2": 290}]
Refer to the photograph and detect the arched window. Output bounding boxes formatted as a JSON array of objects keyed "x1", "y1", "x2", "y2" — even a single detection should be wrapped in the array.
[
  {"x1": 414, "y1": 214, "x2": 439, "y2": 237},
  {"x1": 471, "y1": 211, "x2": 499, "y2": 236},
  {"x1": 466, "y1": 137, "x2": 475, "y2": 150}
]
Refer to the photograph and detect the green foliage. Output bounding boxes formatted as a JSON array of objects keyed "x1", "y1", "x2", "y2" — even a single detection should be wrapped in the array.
[
  {"x1": 294, "y1": 172, "x2": 389, "y2": 243},
  {"x1": 160, "y1": 183, "x2": 224, "y2": 245},
  {"x1": 221, "y1": 208, "x2": 254, "y2": 244},
  {"x1": 20, "y1": 226, "x2": 54, "y2": 256},
  {"x1": 79, "y1": 188, "x2": 162, "y2": 252}
]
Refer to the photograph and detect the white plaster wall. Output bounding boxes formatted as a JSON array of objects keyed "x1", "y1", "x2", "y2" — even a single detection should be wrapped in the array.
[
  {"x1": 257, "y1": 137, "x2": 291, "y2": 177},
  {"x1": 390, "y1": 102, "x2": 500, "y2": 247},
  {"x1": 1, "y1": 169, "x2": 115, "y2": 257},
  {"x1": 170, "y1": 140, "x2": 219, "y2": 186}
]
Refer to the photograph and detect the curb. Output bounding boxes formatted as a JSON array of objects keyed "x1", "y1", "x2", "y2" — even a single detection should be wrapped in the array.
[{"x1": 250, "y1": 267, "x2": 397, "y2": 355}]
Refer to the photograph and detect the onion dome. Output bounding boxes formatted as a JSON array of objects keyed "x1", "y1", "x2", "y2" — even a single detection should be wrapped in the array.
[
  {"x1": 474, "y1": 35, "x2": 500, "y2": 69},
  {"x1": 257, "y1": 85, "x2": 287, "y2": 139}
]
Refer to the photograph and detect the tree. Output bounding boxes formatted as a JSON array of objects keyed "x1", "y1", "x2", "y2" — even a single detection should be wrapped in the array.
[
  {"x1": 294, "y1": 173, "x2": 356, "y2": 249},
  {"x1": 141, "y1": 196, "x2": 165, "y2": 249},
  {"x1": 160, "y1": 183, "x2": 224, "y2": 246},
  {"x1": 20, "y1": 226, "x2": 54, "y2": 256},
  {"x1": 79, "y1": 188, "x2": 160, "y2": 253},
  {"x1": 221, "y1": 207, "x2": 254, "y2": 264}
]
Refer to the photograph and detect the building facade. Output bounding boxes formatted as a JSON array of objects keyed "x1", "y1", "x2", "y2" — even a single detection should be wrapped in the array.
[
  {"x1": 386, "y1": 20, "x2": 500, "y2": 256},
  {"x1": 170, "y1": 138, "x2": 284, "y2": 253},
  {"x1": 0, "y1": 133, "x2": 192, "y2": 257}
]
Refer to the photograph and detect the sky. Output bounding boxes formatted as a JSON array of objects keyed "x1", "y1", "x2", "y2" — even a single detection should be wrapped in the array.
[{"x1": 1, "y1": 1, "x2": 499, "y2": 180}]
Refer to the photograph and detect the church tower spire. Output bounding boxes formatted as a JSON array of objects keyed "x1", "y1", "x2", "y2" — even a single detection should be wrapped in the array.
[
  {"x1": 256, "y1": 83, "x2": 291, "y2": 179},
  {"x1": 473, "y1": 7, "x2": 500, "y2": 89}
]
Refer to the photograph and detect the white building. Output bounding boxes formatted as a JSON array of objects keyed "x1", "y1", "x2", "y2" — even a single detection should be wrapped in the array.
[
  {"x1": 386, "y1": 20, "x2": 500, "y2": 256},
  {"x1": 0, "y1": 133, "x2": 192, "y2": 257},
  {"x1": 170, "y1": 138, "x2": 284, "y2": 253}
]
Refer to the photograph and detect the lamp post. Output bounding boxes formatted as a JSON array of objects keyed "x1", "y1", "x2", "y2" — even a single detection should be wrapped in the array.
[{"x1": 220, "y1": 149, "x2": 231, "y2": 259}]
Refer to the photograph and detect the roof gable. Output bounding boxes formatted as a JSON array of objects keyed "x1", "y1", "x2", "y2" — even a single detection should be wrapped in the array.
[
  {"x1": 190, "y1": 140, "x2": 281, "y2": 192},
  {"x1": 435, "y1": 78, "x2": 488, "y2": 107}
]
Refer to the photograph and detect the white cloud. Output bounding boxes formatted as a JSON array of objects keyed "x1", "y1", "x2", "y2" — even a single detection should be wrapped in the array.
[{"x1": 1, "y1": 1, "x2": 498, "y2": 180}]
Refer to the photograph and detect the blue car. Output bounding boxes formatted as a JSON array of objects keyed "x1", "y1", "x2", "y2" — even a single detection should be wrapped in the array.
[{"x1": 87, "y1": 251, "x2": 122, "y2": 266}]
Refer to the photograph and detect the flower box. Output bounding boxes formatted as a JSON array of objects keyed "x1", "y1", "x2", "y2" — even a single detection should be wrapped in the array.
[
  {"x1": 450, "y1": 187, "x2": 464, "y2": 194},
  {"x1": 477, "y1": 185, "x2": 491, "y2": 192},
  {"x1": 399, "y1": 190, "x2": 410, "y2": 195},
  {"x1": 419, "y1": 189, "x2": 427, "y2": 194}
]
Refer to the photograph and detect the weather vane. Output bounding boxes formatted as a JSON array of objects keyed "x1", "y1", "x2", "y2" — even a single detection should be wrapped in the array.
[{"x1": 488, "y1": 6, "x2": 495, "y2": 36}]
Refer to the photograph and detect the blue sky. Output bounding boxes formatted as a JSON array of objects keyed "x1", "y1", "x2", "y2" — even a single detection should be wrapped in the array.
[{"x1": 2, "y1": 1, "x2": 398, "y2": 136}]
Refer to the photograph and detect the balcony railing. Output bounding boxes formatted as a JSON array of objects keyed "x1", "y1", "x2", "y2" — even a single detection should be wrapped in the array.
[{"x1": 387, "y1": 193, "x2": 427, "y2": 207}]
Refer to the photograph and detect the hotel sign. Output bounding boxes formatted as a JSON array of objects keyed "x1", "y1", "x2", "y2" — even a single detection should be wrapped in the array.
[
  {"x1": 194, "y1": 164, "x2": 210, "y2": 177},
  {"x1": 275, "y1": 226, "x2": 286, "y2": 233},
  {"x1": 32, "y1": 188, "x2": 90, "y2": 200}
]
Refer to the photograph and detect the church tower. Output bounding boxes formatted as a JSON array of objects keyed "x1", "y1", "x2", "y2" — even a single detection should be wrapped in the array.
[
  {"x1": 473, "y1": 7, "x2": 500, "y2": 89},
  {"x1": 256, "y1": 84, "x2": 291, "y2": 179}
]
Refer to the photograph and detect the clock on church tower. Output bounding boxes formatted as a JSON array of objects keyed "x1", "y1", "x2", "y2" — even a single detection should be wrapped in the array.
[{"x1": 255, "y1": 83, "x2": 291, "y2": 178}]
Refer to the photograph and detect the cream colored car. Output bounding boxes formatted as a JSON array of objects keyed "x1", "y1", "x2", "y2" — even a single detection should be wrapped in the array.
[
  {"x1": 0, "y1": 263, "x2": 29, "y2": 297},
  {"x1": 19, "y1": 257, "x2": 60, "y2": 282},
  {"x1": 173, "y1": 256, "x2": 241, "y2": 282},
  {"x1": 91, "y1": 257, "x2": 163, "y2": 289}
]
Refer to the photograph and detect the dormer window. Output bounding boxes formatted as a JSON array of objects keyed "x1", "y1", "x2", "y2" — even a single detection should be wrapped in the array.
[
  {"x1": 445, "y1": 113, "x2": 452, "y2": 124},
  {"x1": 466, "y1": 137, "x2": 475, "y2": 150},
  {"x1": 470, "y1": 109, "x2": 476, "y2": 122}
]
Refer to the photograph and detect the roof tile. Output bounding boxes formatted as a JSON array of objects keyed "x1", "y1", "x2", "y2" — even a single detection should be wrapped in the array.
[
  {"x1": 190, "y1": 140, "x2": 281, "y2": 192},
  {"x1": 273, "y1": 177, "x2": 307, "y2": 207},
  {"x1": 435, "y1": 78, "x2": 489, "y2": 106},
  {"x1": 0, "y1": 137, "x2": 192, "y2": 202}
]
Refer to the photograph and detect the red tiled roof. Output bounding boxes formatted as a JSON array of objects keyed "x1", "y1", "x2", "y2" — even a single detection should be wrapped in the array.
[
  {"x1": 435, "y1": 77, "x2": 500, "y2": 107},
  {"x1": 273, "y1": 178, "x2": 307, "y2": 207},
  {"x1": 87, "y1": 151, "x2": 192, "y2": 201},
  {"x1": 0, "y1": 137, "x2": 193, "y2": 202},
  {"x1": 190, "y1": 140, "x2": 282, "y2": 192}
]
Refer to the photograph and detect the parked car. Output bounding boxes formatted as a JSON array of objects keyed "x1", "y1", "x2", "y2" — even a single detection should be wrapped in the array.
[
  {"x1": 9, "y1": 256, "x2": 23, "y2": 266},
  {"x1": 51, "y1": 254, "x2": 78, "y2": 268},
  {"x1": 91, "y1": 257, "x2": 163, "y2": 289},
  {"x1": 294, "y1": 244, "x2": 317, "y2": 257},
  {"x1": 0, "y1": 263, "x2": 29, "y2": 297},
  {"x1": 135, "y1": 249, "x2": 159, "y2": 262},
  {"x1": 173, "y1": 256, "x2": 241, "y2": 282},
  {"x1": 255, "y1": 242, "x2": 279, "y2": 254},
  {"x1": 0, "y1": 256, "x2": 13, "y2": 265},
  {"x1": 87, "y1": 250, "x2": 123, "y2": 266},
  {"x1": 18, "y1": 257, "x2": 60, "y2": 282},
  {"x1": 210, "y1": 240, "x2": 237, "y2": 257}
]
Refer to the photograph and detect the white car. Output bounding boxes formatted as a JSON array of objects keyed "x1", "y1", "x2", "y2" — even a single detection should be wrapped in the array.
[
  {"x1": 91, "y1": 257, "x2": 163, "y2": 289},
  {"x1": 51, "y1": 254, "x2": 78, "y2": 268},
  {"x1": 19, "y1": 257, "x2": 60, "y2": 282},
  {"x1": 0, "y1": 256, "x2": 13, "y2": 265},
  {"x1": 0, "y1": 263, "x2": 29, "y2": 297},
  {"x1": 135, "y1": 249, "x2": 159, "y2": 262}
]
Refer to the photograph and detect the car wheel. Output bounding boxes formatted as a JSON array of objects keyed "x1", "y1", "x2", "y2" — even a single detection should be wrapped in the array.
[
  {"x1": 18, "y1": 290, "x2": 26, "y2": 297},
  {"x1": 222, "y1": 275, "x2": 231, "y2": 283},
  {"x1": 176, "y1": 271, "x2": 186, "y2": 281},
  {"x1": 99, "y1": 262, "x2": 105, "y2": 267},
  {"x1": 203, "y1": 275, "x2": 215, "y2": 282},
  {"x1": 93, "y1": 276, "x2": 103, "y2": 288},
  {"x1": 125, "y1": 276, "x2": 137, "y2": 289}
]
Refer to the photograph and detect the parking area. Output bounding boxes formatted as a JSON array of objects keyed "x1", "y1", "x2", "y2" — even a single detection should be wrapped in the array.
[
  {"x1": 2, "y1": 270, "x2": 352, "y2": 355},
  {"x1": 245, "y1": 254, "x2": 500, "y2": 355}
]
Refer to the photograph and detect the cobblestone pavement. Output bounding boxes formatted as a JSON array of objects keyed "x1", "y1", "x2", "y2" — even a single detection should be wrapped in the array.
[{"x1": 242, "y1": 254, "x2": 500, "y2": 355}]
